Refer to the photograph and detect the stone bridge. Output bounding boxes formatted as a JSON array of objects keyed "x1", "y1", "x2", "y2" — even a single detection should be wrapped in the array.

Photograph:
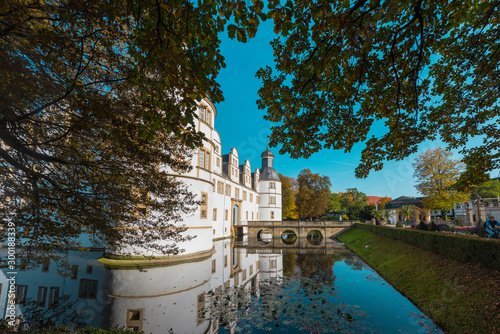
[{"x1": 241, "y1": 220, "x2": 357, "y2": 248}]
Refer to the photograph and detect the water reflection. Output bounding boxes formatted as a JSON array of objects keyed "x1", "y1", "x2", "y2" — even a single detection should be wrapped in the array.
[{"x1": 0, "y1": 239, "x2": 443, "y2": 333}]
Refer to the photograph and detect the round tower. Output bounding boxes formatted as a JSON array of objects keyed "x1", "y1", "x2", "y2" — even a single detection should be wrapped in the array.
[{"x1": 258, "y1": 148, "x2": 282, "y2": 221}]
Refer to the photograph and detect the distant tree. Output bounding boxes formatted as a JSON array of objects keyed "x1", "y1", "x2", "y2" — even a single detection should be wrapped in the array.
[
  {"x1": 295, "y1": 169, "x2": 331, "y2": 220},
  {"x1": 377, "y1": 197, "x2": 393, "y2": 209},
  {"x1": 371, "y1": 208, "x2": 384, "y2": 220},
  {"x1": 399, "y1": 205, "x2": 419, "y2": 226},
  {"x1": 473, "y1": 179, "x2": 500, "y2": 199},
  {"x1": 350, "y1": 204, "x2": 375, "y2": 221},
  {"x1": 279, "y1": 174, "x2": 299, "y2": 220},
  {"x1": 413, "y1": 148, "x2": 470, "y2": 218},
  {"x1": 382, "y1": 209, "x2": 392, "y2": 222},
  {"x1": 327, "y1": 192, "x2": 343, "y2": 213},
  {"x1": 340, "y1": 188, "x2": 369, "y2": 219}
]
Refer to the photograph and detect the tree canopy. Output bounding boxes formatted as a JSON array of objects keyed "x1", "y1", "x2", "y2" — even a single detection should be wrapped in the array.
[
  {"x1": 0, "y1": 0, "x2": 265, "y2": 266},
  {"x1": 256, "y1": 0, "x2": 500, "y2": 189},
  {"x1": 295, "y1": 168, "x2": 331, "y2": 220},
  {"x1": 279, "y1": 173, "x2": 299, "y2": 219},
  {"x1": 413, "y1": 148, "x2": 469, "y2": 212},
  {"x1": 473, "y1": 179, "x2": 500, "y2": 199}
]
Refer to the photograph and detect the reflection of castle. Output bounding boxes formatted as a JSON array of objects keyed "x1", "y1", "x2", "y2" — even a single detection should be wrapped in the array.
[
  {"x1": 116, "y1": 98, "x2": 282, "y2": 257},
  {"x1": 0, "y1": 240, "x2": 283, "y2": 333}
]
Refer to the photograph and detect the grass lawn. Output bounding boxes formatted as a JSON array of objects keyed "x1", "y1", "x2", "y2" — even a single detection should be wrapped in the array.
[{"x1": 338, "y1": 228, "x2": 500, "y2": 334}]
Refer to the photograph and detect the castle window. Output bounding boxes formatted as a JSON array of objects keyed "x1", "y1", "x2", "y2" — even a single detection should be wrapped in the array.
[
  {"x1": 243, "y1": 191, "x2": 247, "y2": 201},
  {"x1": 71, "y1": 265, "x2": 78, "y2": 280},
  {"x1": 48, "y1": 287, "x2": 60, "y2": 308},
  {"x1": 42, "y1": 260, "x2": 50, "y2": 273},
  {"x1": 246, "y1": 211, "x2": 248, "y2": 220},
  {"x1": 225, "y1": 209, "x2": 228, "y2": 220},
  {"x1": 269, "y1": 182, "x2": 276, "y2": 189},
  {"x1": 199, "y1": 149, "x2": 210, "y2": 170},
  {"x1": 200, "y1": 106, "x2": 205, "y2": 122},
  {"x1": 213, "y1": 208, "x2": 217, "y2": 221},
  {"x1": 271, "y1": 211, "x2": 275, "y2": 219},
  {"x1": 15, "y1": 285, "x2": 28, "y2": 304},
  {"x1": 126, "y1": 309, "x2": 143, "y2": 332},
  {"x1": 79, "y1": 279, "x2": 98, "y2": 299},
  {"x1": 197, "y1": 293, "x2": 206, "y2": 325},
  {"x1": 37, "y1": 287, "x2": 47, "y2": 307},
  {"x1": 250, "y1": 193, "x2": 253, "y2": 202},
  {"x1": 200, "y1": 192, "x2": 208, "y2": 219},
  {"x1": 226, "y1": 185, "x2": 231, "y2": 196},
  {"x1": 199, "y1": 106, "x2": 211, "y2": 125},
  {"x1": 216, "y1": 158, "x2": 220, "y2": 167},
  {"x1": 235, "y1": 188, "x2": 240, "y2": 199},
  {"x1": 269, "y1": 196, "x2": 276, "y2": 204}
]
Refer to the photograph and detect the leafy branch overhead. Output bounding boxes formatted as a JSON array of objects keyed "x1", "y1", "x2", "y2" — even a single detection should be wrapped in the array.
[
  {"x1": 0, "y1": 0, "x2": 264, "y2": 266},
  {"x1": 256, "y1": 0, "x2": 500, "y2": 189}
]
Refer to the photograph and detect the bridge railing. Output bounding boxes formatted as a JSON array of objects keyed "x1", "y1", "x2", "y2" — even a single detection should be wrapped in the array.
[{"x1": 247, "y1": 220, "x2": 358, "y2": 227}]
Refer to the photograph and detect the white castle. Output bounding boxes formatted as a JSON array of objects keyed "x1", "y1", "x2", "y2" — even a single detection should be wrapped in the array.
[{"x1": 116, "y1": 98, "x2": 282, "y2": 258}]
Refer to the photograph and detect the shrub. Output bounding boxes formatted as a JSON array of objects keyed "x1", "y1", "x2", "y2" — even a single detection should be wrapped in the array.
[
  {"x1": 455, "y1": 220, "x2": 464, "y2": 227},
  {"x1": 353, "y1": 223, "x2": 500, "y2": 270},
  {"x1": 429, "y1": 222, "x2": 440, "y2": 232},
  {"x1": 417, "y1": 221, "x2": 428, "y2": 231},
  {"x1": 342, "y1": 214, "x2": 349, "y2": 220},
  {"x1": 396, "y1": 221, "x2": 403, "y2": 228}
]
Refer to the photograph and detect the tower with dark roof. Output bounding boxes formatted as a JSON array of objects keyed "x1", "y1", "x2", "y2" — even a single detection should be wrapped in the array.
[{"x1": 258, "y1": 148, "x2": 282, "y2": 221}]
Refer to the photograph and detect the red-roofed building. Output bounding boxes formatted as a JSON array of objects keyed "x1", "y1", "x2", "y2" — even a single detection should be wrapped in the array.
[{"x1": 366, "y1": 196, "x2": 382, "y2": 206}]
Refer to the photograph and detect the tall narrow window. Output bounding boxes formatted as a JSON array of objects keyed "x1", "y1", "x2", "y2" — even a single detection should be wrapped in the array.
[
  {"x1": 71, "y1": 265, "x2": 78, "y2": 280},
  {"x1": 42, "y1": 260, "x2": 50, "y2": 273},
  {"x1": 200, "y1": 106, "x2": 206, "y2": 122},
  {"x1": 15, "y1": 285, "x2": 28, "y2": 304},
  {"x1": 200, "y1": 192, "x2": 208, "y2": 219},
  {"x1": 271, "y1": 211, "x2": 275, "y2": 219},
  {"x1": 198, "y1": 149, "x2": 211, "y2": 170},
  {"x1": 37, "y1": 287, "x2": 48, "y2": 307},
  {"x1": 269, "y1": 196, "x2": 276, "y2": 204},
  {"x1": 48, "y1": 287, "x2": 60, "y2": 308},
  {"x1": 269, "y1": 182, "x2": 276, "y2": 189}
]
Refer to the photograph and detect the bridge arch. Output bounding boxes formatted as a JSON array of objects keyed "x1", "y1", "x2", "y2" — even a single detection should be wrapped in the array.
[
  {"x1": 306, "y1": 230, "x2": 323, "y2": 245},
  {"x1": 257, "y1": 229, "x2": 273, "y2": 244},
  {"x1": 281, "y1": 230, "x2": 297, "y2": 245}
]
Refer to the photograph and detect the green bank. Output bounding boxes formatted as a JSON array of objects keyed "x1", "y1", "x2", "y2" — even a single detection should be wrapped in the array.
[{"x1": 337, "y1": 227, "x2": 500, "y2": 334}]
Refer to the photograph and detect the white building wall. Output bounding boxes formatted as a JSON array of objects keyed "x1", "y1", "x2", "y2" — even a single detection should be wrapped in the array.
[{"x1": 258, "y1": 180, "x2": 282, "y2": 221}]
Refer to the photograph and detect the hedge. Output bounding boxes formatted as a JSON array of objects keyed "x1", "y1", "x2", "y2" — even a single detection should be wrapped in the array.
[{"x1": 354, "y1": 223, "x2": 500, "y2": 270}]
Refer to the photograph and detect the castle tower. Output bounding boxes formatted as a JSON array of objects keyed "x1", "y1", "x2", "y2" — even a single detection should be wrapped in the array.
[{"x1": 258, "y1": 148, "x2": 282, "y2": 221}]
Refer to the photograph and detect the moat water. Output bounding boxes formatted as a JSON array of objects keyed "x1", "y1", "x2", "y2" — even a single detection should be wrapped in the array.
[{"x1": 1, "y1": 238, "x2": 443, "y2": 333}]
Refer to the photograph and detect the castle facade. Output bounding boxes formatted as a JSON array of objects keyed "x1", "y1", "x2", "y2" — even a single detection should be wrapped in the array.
[{"x1": 115, "y1": 98, "x2": 282, "y2": 257}]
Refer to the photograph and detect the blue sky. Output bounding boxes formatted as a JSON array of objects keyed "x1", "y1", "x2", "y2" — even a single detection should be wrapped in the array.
[{"x1": 212, "y1": 20, "x2": 498, "y2": 199}]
